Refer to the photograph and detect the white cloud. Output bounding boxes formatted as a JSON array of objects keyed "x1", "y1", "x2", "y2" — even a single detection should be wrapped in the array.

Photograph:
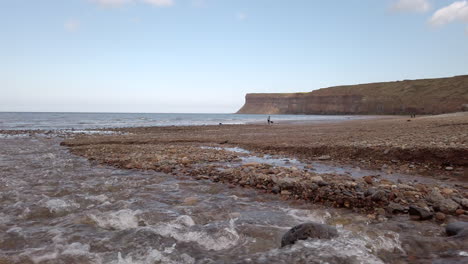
[
  {"x1": 141, "y1": 0, "x2": 174, "y2": 7},
  {"x1": 64, "y1": 19, "x2": 80, "y2": 32},
  {"x1": 91, "y1": 0, "x2": 173, "y2": 7},
  {"x1": 391, "y1": 0, "x2": 431, "y2": 13},
  {"x1": 236, "y1": 12, "x2": 247, "y2": 21},
  {"x1": 429, "y1": 1, "x2": 468, "y2": 26},
  {"x1": 91, "y1": 0, "x2": 132, "y2": 7}
]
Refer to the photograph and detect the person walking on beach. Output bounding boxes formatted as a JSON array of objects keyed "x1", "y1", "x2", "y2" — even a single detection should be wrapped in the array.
[{"x1": 267, "y1": 116, "x2": 271, "y2": 125}]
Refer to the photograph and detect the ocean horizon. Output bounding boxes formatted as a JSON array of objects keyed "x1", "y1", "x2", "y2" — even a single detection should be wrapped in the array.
[{"x1": 0, "y1": 112, "x2": 370, "y2": 131}]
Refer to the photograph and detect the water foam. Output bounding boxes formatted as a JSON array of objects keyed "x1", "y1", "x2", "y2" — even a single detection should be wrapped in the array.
[
  {"x1": 147, "y1": 216, "x2": 241, "y2": 251},
  {"x1": 89, "y1": 209, "x2": 141, "y2": 230}
]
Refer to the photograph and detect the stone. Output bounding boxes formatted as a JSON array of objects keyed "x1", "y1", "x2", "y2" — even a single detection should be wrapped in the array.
[
  {"x1": 387, "y1": 202, "x2": 407, "y2": 214},
  {"x1": 281, "y1": 222, "x2": 338, "y2": 247},
  {"x1": 317, "y1": 155, "x2": 331, "y2": 161},
  {"x1": 461, "y1": 198, "x2": 468, "y2": 209},
  {"x1": 309, "y1": 176, "x2": 324, "y2": 183},
  {"x1": 363, "y1": 176, "x2": 373, "y2": 184},
  {"x1": 445, "y1": 222, "x2": 468, "y2": 237},
  {"x1": 371, "y1": 190, "x2": 387, "y2": 202},
  {"x1": 375, "y1": 208, "x2": 386, "y2": 216},
  {"x1": 435, "y1": 212, "x2": 446, "y2": 221},
  {"x1": 408, "y1": 205, "x2": 433, "y2": 221},
  {"x1": 439, "y1": 199, "x2": 459, "y2": 214},
  {"x1": 281, "y1": 190, "x2": 292, "y2": 196},
  {"x1": 445, "y1": 166, "x2": 454, "y2": 171},
  {"x1": 441, "y1": 188, "x2": 454, "y2": 195},
  {"x1": 456, "y1": 209, "x2": 465, "y2": 215},
  {"x1": 271, "y1": 186, "x2": 280, "y2": 194},
  {"x1": 425, "y1": 189, "x2": 444, "y2": 204},
  {"x1": 276, "y1": 177, "x2": 297, "y2": 190}
]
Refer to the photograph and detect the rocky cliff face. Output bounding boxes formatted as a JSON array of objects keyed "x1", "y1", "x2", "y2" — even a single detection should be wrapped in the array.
[{"x1": 237, "y1": 75, "x2": 468, "y2": 115}]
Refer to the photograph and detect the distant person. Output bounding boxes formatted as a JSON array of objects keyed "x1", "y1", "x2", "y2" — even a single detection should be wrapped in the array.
[{"x1": 267, "y1": 116, "x2": 271, "y2": 125}]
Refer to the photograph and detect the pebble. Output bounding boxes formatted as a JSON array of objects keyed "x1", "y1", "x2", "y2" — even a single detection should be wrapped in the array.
[
  {"x1": 435, "y1": 212, "x2": 446, "y2": 221},
  {"x1": 456, "y1": 209, "x2": 465, "y2": 215},
  {"x1": 445, "y1": 166, "x2": 454, "y2": 171},
  {"x1": 317, "y1": 155, "x2": 331, "y2": 161}
]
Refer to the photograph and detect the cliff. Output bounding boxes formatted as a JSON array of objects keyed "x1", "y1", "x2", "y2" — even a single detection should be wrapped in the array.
[{"x1": 236, "y1": 75, "x2": 468, "y2": 115}]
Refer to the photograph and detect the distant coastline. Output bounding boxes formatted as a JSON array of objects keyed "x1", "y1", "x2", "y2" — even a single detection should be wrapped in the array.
[{"x1": 237, "y1": 75, "x2": 468, "y2": 115}]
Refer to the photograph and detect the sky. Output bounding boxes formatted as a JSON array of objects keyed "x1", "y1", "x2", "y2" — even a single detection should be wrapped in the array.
[{"x1": 1, "y1": 0, "x2": 467, "y2": 113}]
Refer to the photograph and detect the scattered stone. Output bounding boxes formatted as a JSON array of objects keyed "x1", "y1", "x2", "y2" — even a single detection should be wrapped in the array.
[
  {"x1": 408, "y1": 205, "x2": 433, "y2": 221},
  {"x1": 441, "y1": 188, "x2": 454, "y2": 195},
  {"x1": 387, "y1": 202, "x2": 407, "y2": 214},
  {"x1": 445, "y1": 222, "x2": 468, "y2": 237},
  {"x1": 445, "y1": 166, "x2": 454, "y2": 171},
  {"x1": 461, "y1": 198, "x2": 468, "y2": 209},
  {"x1": 316, "y1": 155, "x2": 331, "y2": 161},
  {"x1": 371, "y1": 190, "x2": 387, "y2": 202},
  {"x1": 375, "y1": 208, "x2": 386, "y2": 216},
  {"x1": 363, "y1": 175, "x2": 373, "y2": 185},
  {"x1": 309, "y1": 176, "x2": 324, "y2": 183},
  {"x1": 456, "y1": 209, "x2": 465, "y2": 215},
  {"x1": 281, "y1": 190, "x2": 292, "y2": 196},
  {"x1": 183, "y1": 197, "x2": 198, "y2": 206},
  {"x1": 281, "y1": 222, "x2": 338, "y2": 247},
  {"x1": 438, "y1": 199, "x2": 459, "y2": 214},
  {"x1": 435, "y1": 212, "x2": 446, "y2": 221}
]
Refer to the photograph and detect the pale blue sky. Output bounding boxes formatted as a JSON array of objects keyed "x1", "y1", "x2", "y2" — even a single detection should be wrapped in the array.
[{"x1": 1, "y1": 0, "x2": 467, "y2": 113}]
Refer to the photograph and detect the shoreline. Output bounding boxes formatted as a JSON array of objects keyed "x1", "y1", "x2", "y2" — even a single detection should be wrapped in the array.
[{"x1": 61, "y1": 113, "x2": 468, "y2": 221}]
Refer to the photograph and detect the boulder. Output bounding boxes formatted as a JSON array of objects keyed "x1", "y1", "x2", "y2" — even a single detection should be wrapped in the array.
[
  {"x1": 387, "y1": 202, "x2": 407, "y2": 214},
  {"x1": 445, "y1": 222, "x2": 468, "y2": 237},
  {"x1": 408, "y1": 205, "x2": 433, "y2": 220},
  {"x1": 438, "y1": 199, "x2": 459, "y2": 214},
  {"x1": 281, "y1": 222, "x2": 338, "y2": 247}
]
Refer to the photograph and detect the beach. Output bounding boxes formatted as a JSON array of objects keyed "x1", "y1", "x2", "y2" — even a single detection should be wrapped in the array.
[{"x1": 1, "y1": 113, "x2": 467, "y2": 263}]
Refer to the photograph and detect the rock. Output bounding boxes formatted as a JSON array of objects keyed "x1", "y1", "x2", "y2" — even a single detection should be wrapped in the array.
[
  {"x1": 461, "y1": 198, "x2": 468, "y2": 209},
  {"x1": 317, "y1": 155, "x2": 331, "y2": 161},
  {"x1": 425, "y1": 189, "x2": 444, "y2": 204},
  {"x1": 363, "y1": 176, "x2": 373, "y2": 185},
  {"x1": 441, "y1": 188, "x2": 454, "y2": 195},
  {"x1": 375, "y1": 208, "x2": 386, "y2": 216},
  {"x1": 271, "y1": 186, "x2": 280, "y2": 194},
  {"x1": 281, "y1": 222, "x2": 338, "y2": 247},
  {"x1": 435, "y1": 212, "x2": 446, "y2": 221},
  {"x1": 445, "y1": 222, "x2": 468, "y2": 237},
  {"x1": 281, "y1": 190, "x2": 292, "y2": 196},
  {"x1": 371, "y1": 190, "x2": 387, "y2": 202},
  {"x1": 456, "y1": 209, "x2": 465, "y2": 215},
  {"x1": 387, "y1": 202, "x2": 407, "y2": 214},
  {"x1": 309, "y1": 176, "x2": 324, "y2": 183},
  {"x1": 445, "y1": 166, "x2": 454, "y2": 171},
  {"x1": 276, "y1": 177, "x2": 296, "y2": 190},
  {"x1": 439, "y1": 199, "x2": 459, "y2": 214},
  {"x1": 408, "y1": 205, "x2": 433, "y2": 221},
  {"x1": 183, "y1": 197, "x2": 198, "y2": 205}
]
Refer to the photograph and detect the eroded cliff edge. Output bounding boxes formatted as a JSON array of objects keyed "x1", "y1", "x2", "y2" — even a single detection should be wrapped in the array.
[{"x1": 236, "y1": 75, "x2": 468, "y2": 115}]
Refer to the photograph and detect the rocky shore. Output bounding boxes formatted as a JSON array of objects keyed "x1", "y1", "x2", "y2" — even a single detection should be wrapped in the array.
[{"x1": 60, "y1": 113, "x2": 468, "y2": 224}]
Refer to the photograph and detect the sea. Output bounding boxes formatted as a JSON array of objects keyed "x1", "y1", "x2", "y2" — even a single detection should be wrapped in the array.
[{"x1": 0, "y1": 112, "x2": 369, "y2": 130}]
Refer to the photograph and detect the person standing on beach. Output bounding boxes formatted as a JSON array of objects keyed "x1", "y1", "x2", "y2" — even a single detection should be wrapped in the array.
[{"x1": 267, "y1": 116, "x2": 271, "y2": 125}]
